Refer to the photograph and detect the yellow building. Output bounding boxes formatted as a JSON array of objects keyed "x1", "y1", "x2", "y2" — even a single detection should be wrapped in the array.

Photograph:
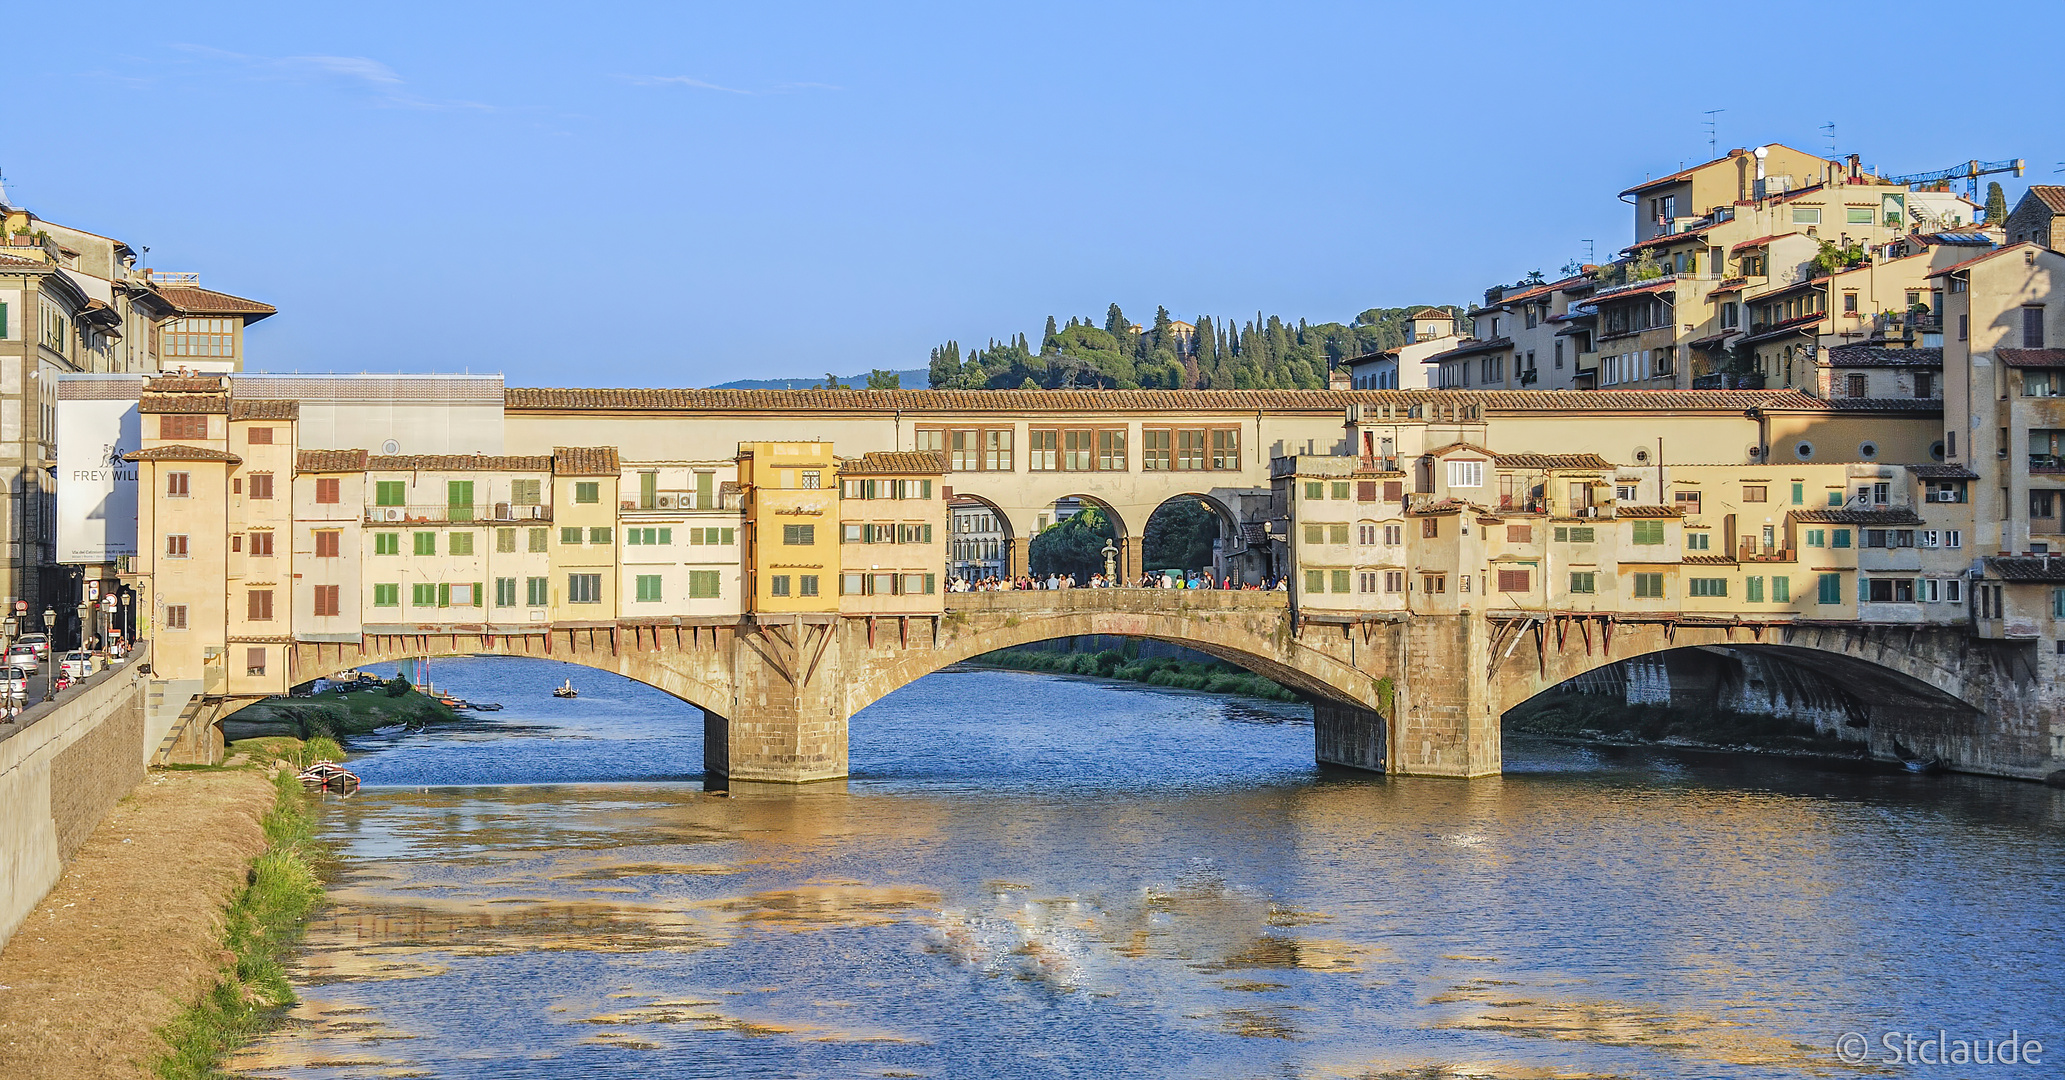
[{"x1": 738, "y1": 442, "x2": 838, "y2": 614}]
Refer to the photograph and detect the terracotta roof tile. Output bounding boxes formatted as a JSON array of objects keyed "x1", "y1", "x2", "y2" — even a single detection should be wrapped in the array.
[
  {"x1": 143, "y1": 375, "x2": 229, "y2": 393},
  {"x1": 1984, "y1": 555, "x2": 2065, "y2": 583},
  {"x1": 1421, "y1": 337, "x2": 1512, "y2": 364},
  {"x1": 1494, "y1": 452, "x2": 1613, "y2": 470},
  {"x1": 1410, "y1": 307, "x2": 1453, "y2": 320},
  {"x1": 1826, "y1": 345, "x2": 1943, "y2": 368},
  {"x1": 1623, "y1": 223, "x2": 1720, "y2": 253},
  {"x1": 1585, "y1": 279, "x2": 1677, "y2": 304},
  {"x1": 553, "y1": 446, "x2": 621, "y2": 476},
  {"x1": 297, "y1": 449, "x2": 370, "y2": 473},
  {"x1": 1997, "y1": 348, "x2": 2065, "y2": 368},
  {"x1": 2026, "y1": 186, "x2": 2065, "y2": 215},
  {"x1": 839, "y1": 450, "x2": 947, "y2": 475},
  {"x1": 1615, "y1": 504, "x2": 1683, "y2": 518},
  {"x1": 1683, "y1": 554, "x2": 1735, "y2": 565},
  {"x1": 367, "y1": 454, "x2": 554, "y2": 473},
  {"x1": 140, "y1": 392, "x2": 228, "y2": 415},
  {"x1": 1909, "y1": 464, "x2": 1978, "y2": 479},
  {"x1": 1926, "y1": 241, "x2": 2034, "y2": 279},
  {"x1": 1790, "y1": 508, "x2": 1927, "y2": 525},
  {"x1": 153, "y1": 285, "x2": 277, "y2": 319},
  {"x1": 125, "y1": 445, "x2": 240, "y2": 464},
  {"x1": 231, "y1": 398, "x2": 300, "y2": 420}
]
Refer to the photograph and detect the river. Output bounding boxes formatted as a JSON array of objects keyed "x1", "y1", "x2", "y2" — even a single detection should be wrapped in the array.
[{"x1": 232, "y1": 656, "x2": 2065, "y2": 1079}]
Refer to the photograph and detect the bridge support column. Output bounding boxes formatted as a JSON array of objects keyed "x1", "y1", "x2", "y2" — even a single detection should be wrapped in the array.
[
  {"x1": 703, "y1": 618, "x2": 851, "y2": 783},
  {"x1": 1121, "y1": 535, "x2": 1142, "y2": 583},
  {"x1": 1313, "y1": 700, "x2": 1386, "y2": 772},
  {"x1": 1391, "y1": 613, "x2": 1501, "y2": 777},
  {"x1": 1008, "y1": 536, "x2": 1030, "y2": 579}
]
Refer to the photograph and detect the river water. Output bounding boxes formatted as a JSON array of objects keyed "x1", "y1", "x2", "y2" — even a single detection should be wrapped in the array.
[{"x1": 233, "y1": 657, "x2": 2065, "y2": 1079}]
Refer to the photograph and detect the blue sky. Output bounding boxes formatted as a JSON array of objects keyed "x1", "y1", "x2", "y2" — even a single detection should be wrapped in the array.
[{"x1": 4, "y1": 1, "x2": 2057, "y2": 387}]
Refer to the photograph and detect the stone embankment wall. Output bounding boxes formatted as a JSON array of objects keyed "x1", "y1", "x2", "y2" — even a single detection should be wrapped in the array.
[{"x1": 0, "y1": 648, "x2": 152, "y2": 947}]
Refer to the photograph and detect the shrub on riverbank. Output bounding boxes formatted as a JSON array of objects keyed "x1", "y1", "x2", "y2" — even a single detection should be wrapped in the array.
[
  {"x1": 228, "y1": 687, "x2": 454, "y2": 740},
  {"x1": 151, "y1": 765, "x2": 325, "y2": 1079},
  {"x1": 973, "y1": 647, "x2": 1300, "y2": 702}
]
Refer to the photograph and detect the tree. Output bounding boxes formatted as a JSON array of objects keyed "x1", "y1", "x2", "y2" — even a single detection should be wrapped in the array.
[
  {"x1": 1985, "y1": 181, "x2": 2008, "y2": 224},
  {"x1": 1104, "y1": 303, "x2": 1129, "y2": 340},
  {"x1": 1042, "y1": 315, "x2": 1060, "y2": 352},
  {"x1": 821, "y1": 372, "x2": 844, "y2": 389},
  {"x1": 865, "y1": 369, "x2": 900, "y2": 390},
  {"x1": 1028, "y1": 506, "x2": 1116, "y2": 579},
  {"x1": 1143, "y1": 499, "x2": 1218, "y2": 572}
]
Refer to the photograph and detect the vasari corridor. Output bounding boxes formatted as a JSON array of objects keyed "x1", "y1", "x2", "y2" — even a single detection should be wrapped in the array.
[{"x1": 2, "y1": 4, "x2": 2063, "y2": 1077}]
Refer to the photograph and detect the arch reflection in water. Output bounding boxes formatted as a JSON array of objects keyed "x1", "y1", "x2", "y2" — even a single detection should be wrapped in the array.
[{"x1": 235, "y1": 657, "x2": 2065, "y2": 1080}]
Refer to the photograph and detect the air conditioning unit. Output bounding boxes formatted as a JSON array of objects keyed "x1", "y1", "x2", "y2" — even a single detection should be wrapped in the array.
[
  {"x1": 383, "y1": 508, "x2": 402, "y2": 522},
  {"x1": 657, "y1": 495, "x2": 675, "y2": 508}
]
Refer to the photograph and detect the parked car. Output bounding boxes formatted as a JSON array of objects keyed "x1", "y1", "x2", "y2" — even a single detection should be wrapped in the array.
[
  {"x1": 60, "y1": 652, "x2": 94, "y2": 680},
  {"x1": 6, "y1": 645, "x2": 38, "y2": 671},
  {"x1": 15, "y1": 633, "x2": 50, "y2": 658},
  {"x1": 2, "y1": 665, "x2": 29, "y2": 699}
]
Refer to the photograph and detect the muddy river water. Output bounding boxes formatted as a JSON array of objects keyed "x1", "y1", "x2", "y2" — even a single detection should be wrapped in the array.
[{"x1": 234, "y1": 657, "x2": 2064, "y2": 1079}]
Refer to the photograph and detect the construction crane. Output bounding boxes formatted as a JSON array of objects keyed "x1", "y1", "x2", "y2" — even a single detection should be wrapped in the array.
[{"x1": 1882, "y1": 158, "x2": 2025, "y2": 198}]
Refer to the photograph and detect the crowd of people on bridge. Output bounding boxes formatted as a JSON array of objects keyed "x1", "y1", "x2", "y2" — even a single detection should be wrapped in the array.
[{"x1": 946, "y1": 573, "x2": 1289, "y2": 592}]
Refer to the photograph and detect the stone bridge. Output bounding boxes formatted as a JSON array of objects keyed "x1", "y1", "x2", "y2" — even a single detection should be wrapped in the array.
[{"x1": 274, "y1": 592, "x2": 2060, "y2": 782}]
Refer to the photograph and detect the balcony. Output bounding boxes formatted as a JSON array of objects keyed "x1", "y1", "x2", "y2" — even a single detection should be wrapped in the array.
[
  {"x1": 1497, "y1": 495, "x2": 1547, "y2": 513},
  {"x1": 1737, "y1": 539, "x2": 1795, "y2": 563},
  {"x1": 1357, "y1": 455, "x2": 1401, "y2": 473},
  {"x1": 364, "y1": 503, "x2": 552, "y2": 525},
  {"x1": 2031, "y1": 456, "x2": 2065, "y2": 475}
]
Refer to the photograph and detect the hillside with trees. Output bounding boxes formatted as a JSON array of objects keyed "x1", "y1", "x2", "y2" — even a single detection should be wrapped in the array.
[{"x1": 927, "y1": 302, "x2": 1462, "y2": 390}]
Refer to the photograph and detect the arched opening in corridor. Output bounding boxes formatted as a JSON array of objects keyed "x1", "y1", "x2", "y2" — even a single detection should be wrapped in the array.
[
  {"x1": 1141, "y1": 492, "x2": 1262, "y2": 584},
  {"x1": 1027, "y1": 496, "x2": 1124, "y2": 582},
  {"x1": 945, "y1": 492, "x2": 1013, "y2": 583}
]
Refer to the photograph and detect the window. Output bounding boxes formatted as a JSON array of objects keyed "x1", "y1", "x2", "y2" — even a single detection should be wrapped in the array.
[
  {"x1": 782, "y1": 524, "x2": 815, "y2": 545},
  {"x1": 1770, "y1": 576, "x2": 1789, "y2": 602},
  {"x1": 1688, "y1": 577, "x2": 1727, "y2": 597},
  {"x1": 1357, "y1": 524, "x2": 1377, "y2": 545},
  {"x1": 1631, "y1": 520, "x2": 1665, "y2": 545},
  {"x1": 1384, "y1": 570, "x2": 1404, "y2": 593},
  {"x1": 1947, "y1": 530, "x2": 1962, "y2": 549},
  {"x1": 1330, "y1": 481, "x2": 1351, "y2": 501},
  {"x1": 636, "y1": 574, "x2": 663, "y2": 602},
  {"x1": 163, "y1": 604, "x2": 188, "y2": 629},
  {"x1": 574, "y1": 482, "x2": 600, "y2": 504},
  {"x1": 1141, "y1": 429, "x2": 1172, "y2": 472},
  {"x1": 1554, "y1": 526, "x2": 1596, "y2": 544},
  {"x1": 243, "y1": 531, "x2": 272, "y2": 557},
  {"x1": 1506, "y1": 524, "x2": 1532, "y2": 543},
  {"x1": 1674, "y1": 491, "x2": 1701, "y2": 514},
  {"x1": 1721, "y1": 302, "x2": 1739, "y2": 329},
  {"x1": 496, "y1": 578, "x2": 518, "y2": 607},
  {"x1": 314, "y1": 530, "x2": 340, "y2": 558},
  {"x1": 1305, "y1": 569, "x2": 1325, "y2": 594},
  {"x1": 247, "y1": 589, "x2": 274, "y2": 621},
  {"x1": 1568, "y1": 571, "x2": 1595, "y2": 594},
  {"x1": 1358, "y1": 571, "x2": 1377, "y2": 594},
  {"x1": 511, "y1": 479, "x2": 542, "y2": 506},
  {"x1": 412, "y1": 583, "x2": 437, "y2": 607},
  {"x1": 1383, "y1": 524, "x2": 1402, "y2": 545},
  {"x1": 567, "y1": 573, "x2": 603, "y2": 603},
  {"x1": 800, "y1": 469, "x2": 821, "y2": 490},
  {"x1": 588, "y1": 527, "x2": 612, "y2": 545},
  {"x1": 315, "y1": 478, "x2": 340, "y2": 504},
  {"x1": 497, "y1": 528, "x2": 517, "y2": 553},
  {"x1": 1496, "y1": 568, "x2": 1530, "y2": 593},
  {"x1": 1617, "y1": 483, "x2": 1639, "y2": 501},
  {"x1": 373, "y1": 583, "x2": 399, "y2": 608},
  {"x1": 1831, "y1": 529, "x2": 1851, "y2": 548},
  {"x1": 375, "y1": 480, "x2": 406, "y2": 507},
  {"x1": 769, "y1": 575, "x2": 791, "y2": 597},
  {"x1": 1029, "y1": 429, "x2": 1057, "y2": 471},
  {"x1": 1421, "y1": 573, "x2": 1446, "y2": 594},
  {"x1": 2025, "y1": 306, "x2": 2047, "y2": 349},
  {"x1": 626, "y1": 527, "x2": 673, "y2": 545},
  {"x1": 561, "y1": 526, "x2": 582, "y2": 545},
  {"x1": 165, "y1": 534, "x2": 190, "y2": 558},
  {"x1": 1631, "y1": 573, "x2": 1664, "y2": 599},
  {"x1": 1327, "y1": 524, "x2": 1350, "y2": 545},
  {"x1": 1421, "y1": 518, "x2": 1439, "y2": 538},
  {"x1": 1098, "y1": 429, "x2": 1127, "y2": 470},
  {"x1": 450, "y1": 532, "x2": 475, "y2": 556},
  {"x1": 166, "y1": 471, "x2": 190, "y2": 497},
  {"x1": 1818, "y1": 573, "x2": 1842, "y2": 605},
  {"x1": 312, "y1": 585, "x2": 341, "y2": 617},
  {"x1": 1177, "y1": 429, "x2": 1206, "y2": 471},
  {"x1": 1384, "y1": 481, "x2": 1403, "y2": 502},
  {"x1": 1958, "y1": 313, "x2": 1968, "y2": 341},
  {"x1": 246, "y1": 648, "x2": 267, "y2": 677},
  {"x1": 414, "y1": 532, "x2": 437, "y2": 556},
  {"x1": 1211, "y1": 429, "x2": 1240, "y2": 469},
  {"x1": 689, "y1": 570, "x2": 721, "y2": 599},
  {"x1": 375, "y1": 533, "x2": 399, "y2": 556},
  {"x1": 527, "y1": 576, "x2": 549, "y2": 606},
  {"x1": 1792, "y1": 207, "x2": 1821, "y2": 224},
  {"x1": 158, "y1": 414, "x2": 207, "y2": 440},
  {"x1": 1805, "y1": 529, "x2": 1825, "y2": 548},
  {"x1": 1742, "y1": 485, "x2": 1767, "y2": 503},
  {"x1": 1447, "y1": 460, "x2": 1485, "y2": 488},
  {"x1": 1846, "y1": 207, "x2": 1873, "y2": 225},
  {"x1": 1686, "y1": 532, "x2": 1710, "y2": 551},
  {"x1": 1867, "y1": 578, "x2": 1916, "y2": 603},
  {"x1": 1330, "y1": 569, "x2": 1350, "y2": 594},
  {"x1": 1303, "y1": 524, "x2": 1323, "y2": 545},
  {"x1": 1846, "y1": 373, "x2": 1868, "y2": 398},
  {"x1": 242, "y1": 472, "x2": 271, "y2": 500},
  {"x1": 1305, "y1": 481, "x2": 1324, "y2": 500},
  {"x1": 529, "y1": 527, "x2": 549, "y2": 552}
]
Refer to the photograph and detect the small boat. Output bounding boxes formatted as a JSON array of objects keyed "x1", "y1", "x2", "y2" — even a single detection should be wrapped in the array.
[
  {"x1": 469, "y1": 702, "x2": 504, "y2": 712},
  {"x1": 297, "y1": 760, "x2": 361, "y2": 793},
  {"x1": 553, "y1": 679, "x2": 578, "y2": 699},
  {"x1": 437, "y1": 695, "x2": 469, "y2": 709},
  {"x1": 372, "y1": 723, "x2": 405, "y2": 735},
  {"x1": 1893, "y1": 741, "x2": 1946, "y2": 775}
]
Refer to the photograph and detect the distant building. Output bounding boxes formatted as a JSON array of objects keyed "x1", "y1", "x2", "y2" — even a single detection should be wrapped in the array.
[
  {"x1": 1345, "y1": 308, "x2": 1459, "y2": 390},
  {"x1": 948, "y1": 497, "x2": 1005, "y2": 580},
  {"x1": 2003, "y1": 186, "x2": 2065, "y2": 250}
]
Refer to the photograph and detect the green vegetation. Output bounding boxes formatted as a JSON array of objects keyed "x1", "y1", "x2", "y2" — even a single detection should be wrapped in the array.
[
  {"x1": 1984, "y1": 181, "x2": 2008, "y2": 225},
  {"x1": 1506, "y1": 692, "x2": 1857, "y2": 754},
  {"x1": 1812, "y1": 239, "x2": 1868, "y2": 276},
  {"x1": 151, "y1": 766, "x2": 326, "y2": 1079},
  {"x1": 1143, "y1": 499, "x2": 1218, "y2": 573},
  {"x1": 974, "y1": 645, "x2": 1300, "y2": 702},
  {"x1": 1028, "y1": 505, "x2": 1118, "y2": 579},
  {"x1": 232, "y1": 682, "x2": 455, "y2": 740},
  {"x1": 927, "y1": 301, "x2": 1461, "y2": 390}
]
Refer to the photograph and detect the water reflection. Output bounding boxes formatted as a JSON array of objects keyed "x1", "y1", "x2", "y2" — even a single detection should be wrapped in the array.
[{"x1": 233, "y1": 659, "x2": 2065, "y2": 1079}]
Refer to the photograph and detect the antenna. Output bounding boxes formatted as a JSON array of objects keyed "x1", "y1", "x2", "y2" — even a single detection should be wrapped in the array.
[
  {"x1": 1582, "y1": 240, "x2": 1595, "y2": 265},
  {"x1": 1703, "y1": 110, "x2": 1724, "y2": 160},
  {"x1": 1821, "y1": 121, "x2": 1837, "y2": 155}
]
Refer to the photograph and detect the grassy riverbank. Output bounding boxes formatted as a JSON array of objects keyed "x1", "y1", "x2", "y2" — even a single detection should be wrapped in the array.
[
  {"x1": 150, "y1": 739, "x2": 336, "y2": 1079},
  {"x1": 972, "y1": 646, "x2": 1301, "y2": 703},
  {"x1": 1506, "y1": 691, "x2": 1861, "y2": 757},
  {"x1": 225, "y1": 685, "x2": 455, "y2": 740}
]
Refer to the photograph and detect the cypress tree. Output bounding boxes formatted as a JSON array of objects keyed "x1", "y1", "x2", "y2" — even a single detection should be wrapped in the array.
[
  {"x1": 1105, "y1": 303, "x2": 1129, "y2": 339},
  {"x1": 1043, "y1": 315, "x2": 1059, "y2": 352},
  {"x1": 1984, "y1": 182, "x2": 2008, "y2": 224}
]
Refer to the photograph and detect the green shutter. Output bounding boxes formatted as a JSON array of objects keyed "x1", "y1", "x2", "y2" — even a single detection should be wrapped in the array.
[
  {"x1": 696, "y1": 472, "x2": 714, "y2": 509},
  {"x1": 640, "y1": 471, "x2": 658, "y2": 509},
  {"x1": 1746, "y1": 576, "x2": 1764, "y2": 602},
  {"x1": 1305, "y1": 569, "x2": 1324, "y2": 593},
  {"x1": 658, "y1": 528, "x2": 671, "y2": 545},
  {"x1": 1818, "y1": 573, "x2": 1841, "y2": 604},
  {"x1": 1773, "y1": 576, "x2": 1790, "y2": 602}
]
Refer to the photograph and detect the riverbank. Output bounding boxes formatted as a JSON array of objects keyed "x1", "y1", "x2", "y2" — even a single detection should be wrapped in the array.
[
  {"x1": 969, "y1": 646, "x2": 1301, "y2": 702},
  {"x1": 222, "y1": 684, "x2": 456, "y2": 742},
  {"x1": 1505, "y1": 691, "x2": 1866, "y2": 761},
  {"x1": 0, "y1": 739, "x2": 329, "y2": 1080}
]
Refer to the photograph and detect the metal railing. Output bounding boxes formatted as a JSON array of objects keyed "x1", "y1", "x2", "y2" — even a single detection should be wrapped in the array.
[{"x1": 363, "y1": 503, "x2": 552, "y2": 524}]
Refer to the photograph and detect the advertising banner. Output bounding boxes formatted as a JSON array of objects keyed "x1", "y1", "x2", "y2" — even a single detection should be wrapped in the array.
[{"x1": 57, "y1": 395, "x2": 140, "y2": 563}]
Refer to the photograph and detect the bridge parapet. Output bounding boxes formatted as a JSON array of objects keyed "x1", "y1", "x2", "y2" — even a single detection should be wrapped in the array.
[{"x1": 943, "y1": 588, "x2": 1288, "y2": 617}]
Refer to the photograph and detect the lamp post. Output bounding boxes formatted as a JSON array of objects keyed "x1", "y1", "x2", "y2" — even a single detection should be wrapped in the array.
[{"x1": 41, "y1": 607, "x2": 55, "y2": 702}]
